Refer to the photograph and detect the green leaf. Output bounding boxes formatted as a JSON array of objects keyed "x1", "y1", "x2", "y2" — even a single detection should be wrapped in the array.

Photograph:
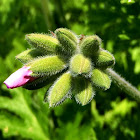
[
  {"x1": 0, "y1": 88, "x2": 49, "y2": 140},
  {"x1": 91, "y1": 68, "x2": 111, "y2": 90},
  {"x1": 129, "y1": 47, "x2": 140, "y2": 74},
  {"x1": 118, "y1": 34, "x2": 130, "y2": 40},
  {"x1": 105, "y1": 99, "x2": 136, "y2": 122},
  {"x1": 48, "y1": 72, "x2": 72, "y2": 107},
  {"x1": 120, "y1": 0, "x2": 135, "y2": 4}
]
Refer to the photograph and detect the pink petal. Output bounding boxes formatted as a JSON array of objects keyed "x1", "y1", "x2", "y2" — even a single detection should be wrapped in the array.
[{"x1": 4, "y1": 66, "x2": 36, "y2": 89}]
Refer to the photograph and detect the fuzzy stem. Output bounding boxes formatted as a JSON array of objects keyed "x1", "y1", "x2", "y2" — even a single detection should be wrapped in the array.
[{"x1": 105, "y1": 68, "x2": 140, "y2": 102}]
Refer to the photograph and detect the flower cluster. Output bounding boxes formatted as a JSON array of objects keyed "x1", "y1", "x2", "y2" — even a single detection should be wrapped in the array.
[{"x1": 4, "y1": 28, "x2": 115, "y2": 107}]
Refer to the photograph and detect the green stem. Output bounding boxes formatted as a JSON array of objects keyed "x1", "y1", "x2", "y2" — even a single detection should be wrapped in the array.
[
  {"x1": 105, "y1": 68, "x2": 140, "y2": 102},
  {"x1": 40, "y1": 0, "x2": 55, "y2": 30}
]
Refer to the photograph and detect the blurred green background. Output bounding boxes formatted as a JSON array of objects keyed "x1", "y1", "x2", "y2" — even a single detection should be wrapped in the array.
[{"x1": 0, "y1": 0, "x2": 140, "y2": 139}]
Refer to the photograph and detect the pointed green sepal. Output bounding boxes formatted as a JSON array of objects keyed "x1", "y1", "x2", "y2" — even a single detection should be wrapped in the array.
[
  {"x1": 55, "y1": 28, "x2": 78, "y2": 55},
  {"x1": 72, "y1": 77, "x2": 95, "y2": 106},
  {"x1": 48, "y1": 72, "x2": 72, "y2": 107},
  {"x1": 70, "y1": 54, "x2": 92, "y2": 77},
  {"x1": 25, "y1": 33, "x2": 63, "y2": 55},
  {"x1": 95, "y1": 50, "x2": 115, "y2": 68},
  {"x1": 16, "y1": 49, "x2": 43, "y2": 64},
  {"x1": 26, "y1": 55, "x2": 67, "y2": 77},
  {"x1": 91, "y1": 68, "x2": 111, "y2": 90},
  {"x1": 80, "y1": 35, "x2": 101, "y2": 57}
]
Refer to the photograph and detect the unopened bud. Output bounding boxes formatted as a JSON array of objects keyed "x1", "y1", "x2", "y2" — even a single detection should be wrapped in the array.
[
  {"x1": 70, "y1": 54, "x2": 92, "y2": 77},
  {"x1": 25, "y1": 33, "x2": 63, "y2": 55},
  {"x1": 91, "y1": 68, "x2": 111, "y2": 90},
  {"x1": 80, "y1": 35, "x2": 101, "y2": 57},
  {"x1": 16, "y1": 49, "x2": 43, "y2": 64},
  {"x1": 26, "y1": 55, "x2": 67, "y2": 77},
  {"x1": 55, "y1": 28, "x2": 78, "y2": 55},
  {"x1": 95, "y1": 50, "x2": 115, "y2": 68},
  {"x1": 72, "y1": 77, "x2": 95, "y2": 106},
  {"x1": 48, "y1": 72, "x2": 72, "y2": 107}
]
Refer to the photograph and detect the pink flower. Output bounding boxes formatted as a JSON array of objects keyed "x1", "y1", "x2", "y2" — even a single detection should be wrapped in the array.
[{"x1": 4, "y1": 66, "x2": 36, "y2": 89}]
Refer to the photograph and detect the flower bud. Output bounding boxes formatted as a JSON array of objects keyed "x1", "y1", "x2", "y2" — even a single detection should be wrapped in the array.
[
  {"x1": 55, "y1": 28, "x2": 78, "y2": 55},
  {"x1": 70, "y1": 54, "x2": 92, "y2": 77},
  {"x1": 80, "y1": 35, "x2": 101, "y2": 57},
  {"x1": 72, "y1": 77, "x2": 95, "y2": 106},
  {"x1": 16, "y1": 49, "x2": 43, "y2": 64},
  {"x1": 26, "y1": 55, "x2": 67, "y2": 77},
  {"x1": 25, "y1": 33, "x2": 63, "y2": 55},
  {"x1": 47, "y1": 72, "x2": 72, "y2": 107},
  {"x1": 4, "y1": 66, "x2": 36, "y2": 89},
  {"x1": 95, "y1": 50, "x2": 115, "y2": 68},
  {"x1": 91, "y1": 68, "x2": 111, "y2": 90}
]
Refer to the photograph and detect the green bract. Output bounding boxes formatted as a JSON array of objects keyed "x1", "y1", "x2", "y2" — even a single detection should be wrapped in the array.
[{"x1": 16, "y1": 28, "x2": 115, "y2": 107}]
